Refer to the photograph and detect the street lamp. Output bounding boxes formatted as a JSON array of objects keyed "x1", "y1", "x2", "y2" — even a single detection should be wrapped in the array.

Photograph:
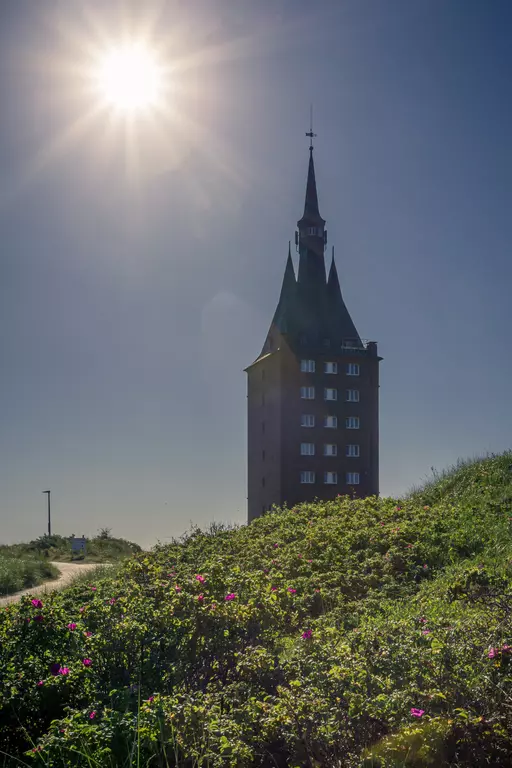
[{"x1": 43, "y1": 490, "x2": 51, "y2": 536}]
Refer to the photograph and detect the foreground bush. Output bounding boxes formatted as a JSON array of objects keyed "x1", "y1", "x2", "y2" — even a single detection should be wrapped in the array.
[
  {"x1": 1, "y1": 452, "x2": 512, "y2": 766},
  {"x1": 0, "y1": 556, "x2": 58, "y2": 596}
]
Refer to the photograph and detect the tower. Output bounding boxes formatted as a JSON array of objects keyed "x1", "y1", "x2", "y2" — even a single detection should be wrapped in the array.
[{"x1": 245, "y1": 133, "x2": 381, "y2": 523}]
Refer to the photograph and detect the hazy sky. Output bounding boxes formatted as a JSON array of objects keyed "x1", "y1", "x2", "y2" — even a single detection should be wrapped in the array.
[{"x1": 1, "y1": 0, "x2": 511, "y2": 547}]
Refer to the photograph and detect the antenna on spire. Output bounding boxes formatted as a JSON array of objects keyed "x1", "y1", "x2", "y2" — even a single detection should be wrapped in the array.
[{"x1": 305, "y1": 104, "x2": 316, "y2": 151}]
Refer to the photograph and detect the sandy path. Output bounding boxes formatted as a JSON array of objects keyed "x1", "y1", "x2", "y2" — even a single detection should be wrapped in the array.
[{"x1": 0, "y1": 562, "x2": 105, "y2": 606}]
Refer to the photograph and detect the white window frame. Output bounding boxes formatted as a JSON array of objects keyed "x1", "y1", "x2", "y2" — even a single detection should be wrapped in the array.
[
  {"x1": 346, "y1": 416, "x2": 360, "y2": 429},
  {"x1": 324, "y1": 415, "x2": 338, "y2": 429},
  {"x1": 300, "y1": 471, "x2": 315, "y2": 484},
  {"x1": 300, "y1": 386, "x2": 315, "y2": 400},
  {"x1": 346, "y1": 472, "x2": 360, "y2": 485},
  {"x1": 323, "y1": 444, "x2": 337, "y2": 457},
  {"x1": 346, "y1": 389, "x2": 360, "y2": 402},
  {"x1": 324, "y1": 388, "x2": 338, "y2": 401},
  {"x1": 324, "y1": 471, "x2": 338, "y2": 485},
  {"x1": 324, "y1": 362, "x2": 338, "y2": 374},
  {"x1": 346, "y1": 444, "x2": 360, "y2": 458},
  {"x1": 300, "y1": 442, "x2": 315, "y2": 456},
  {"x1": 301, "y1": 414, "x2": 315, "y2": 428},
  {"x1": 346, "y1": 363, "x2": 360, "y2": 376},
  {"x1": 300, "y1": 359, "x2": 315, "y2": 373}
]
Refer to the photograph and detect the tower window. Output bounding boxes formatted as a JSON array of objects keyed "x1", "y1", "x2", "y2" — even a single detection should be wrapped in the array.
[
  {"x1": 300, "y1": 471, "x2": 316, "y2": 484},
  {"x1": 346, "y1": 416, "x2": 360, "y2": 429},
  {"x1": 324, "y1": 471, "x2": 338, "y2": 485},
  {"x1": 307, "y1": 226, "x2": 320, "y2": 236},
  {"x1": 324, "y1": 362, "x2": 338, "y2": 374},
  {"x1": 324, "y1": 415, "x2": 338, "y2": 429},
  {"x1": 346, "y1": 444, "x2": 360, "y2": 457},
  {"x1": 300, "y1": 359, "x2": 315, "y2": 373},
  {"x1": 346, "y1": 472, "x2": 360, "y2": 485},
  {"x1": 300, "y1": 386, "x2": 315, "y2": 399},
  {"x1": 346, "y1": 389, "x2": 359, "y2": 402},
  {"x1": 301, "y1": 414, "x2": 315, "y2": 427},
  {"x1": 346, "y1": 363, "x2": 360, "y2": 376},
  {"x1": 300, "y1": 442, "x2": 315, "y2": 456},
  {"x1": 324, "y1": 388, "x2": 337, "y2": 401},
  {"x1": 323, "y1": 444, "x2": 337, "y2": 456}
]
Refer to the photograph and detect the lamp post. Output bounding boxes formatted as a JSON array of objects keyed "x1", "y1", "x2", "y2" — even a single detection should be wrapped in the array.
[{"x1": 43, "y1": 490, "x2": 51, "y2": 536}]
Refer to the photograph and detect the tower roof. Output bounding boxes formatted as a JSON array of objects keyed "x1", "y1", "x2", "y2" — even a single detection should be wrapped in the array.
[{"x1": 297, "y1": 148, "x2": 325, "y2": 228}]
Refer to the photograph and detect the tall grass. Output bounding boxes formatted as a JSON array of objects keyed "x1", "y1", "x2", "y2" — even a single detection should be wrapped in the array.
[{"x1": 0, "y1": 555, "x2": 59, "y2": 596}]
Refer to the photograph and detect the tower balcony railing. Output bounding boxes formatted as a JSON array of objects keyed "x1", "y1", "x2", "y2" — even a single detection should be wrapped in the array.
[{"x1": 338, "y1": 339, "x2": 378, "y2": 356}]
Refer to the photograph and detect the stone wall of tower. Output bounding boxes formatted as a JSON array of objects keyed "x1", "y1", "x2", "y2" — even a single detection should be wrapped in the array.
[{"x1": 247, "y1": 351, "x2": 283, "y2": 523}]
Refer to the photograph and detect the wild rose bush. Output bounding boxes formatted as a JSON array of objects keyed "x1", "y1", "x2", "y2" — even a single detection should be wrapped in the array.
[{"x1": 1, "y1": 453, "x2": 512, "y2": 766}]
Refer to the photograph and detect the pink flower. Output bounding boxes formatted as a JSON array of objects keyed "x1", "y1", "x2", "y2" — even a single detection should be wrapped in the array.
[
  {"x1": 488, "y1": 648, "x2": 497, "y2": 659},
  {"x1": 287, "y1": 588, "x2": 297, "y2": 594},
  {"x1": 147, "y1": 696, "x2": 155, "y2": 703},
  {"x1": 210, "y1": 603, "x2": 217, "y2": 610},
  {"x1": 422, "y1": 630, "x2": 431, "y2": 635},
  {"x1": 298, "y1": 554, "x2": 303, "y2": 559},
  {"x1": 59, "y1": 667, "x2": 69, "y2": 676},
  {"x1": 83, "y1": 658, "x2": 92, "y2": 667},
  {"x1": 225, "y1": 593, "x2": 236, "y2": 601},
  {"x1": 79, "y1": 606, "x2": 86, "y2": 613},
  {"x1": 31, "y1": 599, "x2": 43, "y2": 608},
  {"x1": 67, "y1": 623, "x2": 77, "y2": 631},
  {"x1": 314, "y1": 588, "x2": 321, "y2": 593},
  {"x1": 90, "y1": 586, "x2": 97, "y2": 592},
  {"x1": 109, "y1": 598, "x2": 116, "y2": 605},
  {"x1": 175, "y1": 585, "x2": 182, "y2": 592},
  {"x1": 197, "y1": 594, "x2": 204, "y2": 602},
  {"x1": 195, "y1": 574, "x2": 205, "y2": 583},
  {"x1": 380, "y1": 521, "x2": 385, "y2": 526},
  {"x1": 273, "y1": 543, "x2": 279, "y2": 548},
  {"x1": 301, "y1": 629, "x2": 313, "y2": 640},
  {"x1": 406, "y1": 544, "x2": 413, "y2": 548},
  {"x1": 410, "y1": 708, "x2": 424, "y2": 718},
  {"x1": 423, "y1": 564, "x2": 428, "y2": 570},
  {"x1": 271, "y1": 586, "x2": 278, "y2": 592},
  {"x1": 89, "y1": 711, "x2": 96, "y2": 719},
  {"x1": 396, "y1": 506, "x2": 402, "y2": 511},
  {"x1": 37, "y1": 680, "x2": 44, "y2": 687},
  {"x1": 419, "y1": 617, "x2": 427, "y2": 624},
  {"x1": 85, "y1": 631, "x2": 92, "y2": 637},
  {"x1": 307, "y1": 559, "x2": 313, "y2": 563}
]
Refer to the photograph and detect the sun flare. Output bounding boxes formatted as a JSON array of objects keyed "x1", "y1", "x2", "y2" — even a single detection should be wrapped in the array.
[{"x1": 95, "y1": 44, "x2": 164, "y2": 111}]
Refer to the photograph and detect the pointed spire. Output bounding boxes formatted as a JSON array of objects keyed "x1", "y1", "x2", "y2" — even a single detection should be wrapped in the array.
[
  {"x1": 327, "y1": 246, "x2": 339, "y2": 291},
  {"x1": 281, "y1": 241, "x2": 296, "y2": 295},
  {"x1": 301, "y1": 148, "x2": 323, "y2": 223}
]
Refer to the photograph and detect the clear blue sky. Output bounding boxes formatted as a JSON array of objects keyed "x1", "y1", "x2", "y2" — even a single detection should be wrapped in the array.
[{"x1": 1, "y1": 0, "x2": 511, "y2": 547}]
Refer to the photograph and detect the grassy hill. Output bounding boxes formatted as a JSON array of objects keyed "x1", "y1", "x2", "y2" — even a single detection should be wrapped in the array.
[{"x1": 1, "y1": 453, "x2": 512, "y2": 766}]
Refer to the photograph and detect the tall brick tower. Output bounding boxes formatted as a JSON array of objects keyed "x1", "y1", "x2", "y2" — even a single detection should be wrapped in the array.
[{"x1": 246, "y1": 135, "x2": 381, "y2": 523}]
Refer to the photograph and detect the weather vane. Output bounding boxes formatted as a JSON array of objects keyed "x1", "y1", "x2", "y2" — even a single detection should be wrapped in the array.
[{"x1": 305, "y1": 104, "x2": 316, "y2": 150}]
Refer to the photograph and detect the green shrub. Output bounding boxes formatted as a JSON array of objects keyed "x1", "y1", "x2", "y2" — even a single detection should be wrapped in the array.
[{"x1": 1, "y1": 452, "x2": 512, "y2": 765}]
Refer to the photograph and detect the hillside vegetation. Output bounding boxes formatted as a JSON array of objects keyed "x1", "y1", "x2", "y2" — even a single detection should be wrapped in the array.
[
  {"x1": 0, "y1": 556, "x2": 59, "y2": 597},
  {"x1": 0, "y1": 530, "x2": 141, "y2": 564},
  {"x1": 2, "y1": 453, "x2": 512, "y2": 766}
]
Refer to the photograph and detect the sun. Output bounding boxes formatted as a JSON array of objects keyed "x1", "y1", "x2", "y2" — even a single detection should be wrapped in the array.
[{"x1": 95, "y1": 44, "x2": 164, "y2": 111}]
